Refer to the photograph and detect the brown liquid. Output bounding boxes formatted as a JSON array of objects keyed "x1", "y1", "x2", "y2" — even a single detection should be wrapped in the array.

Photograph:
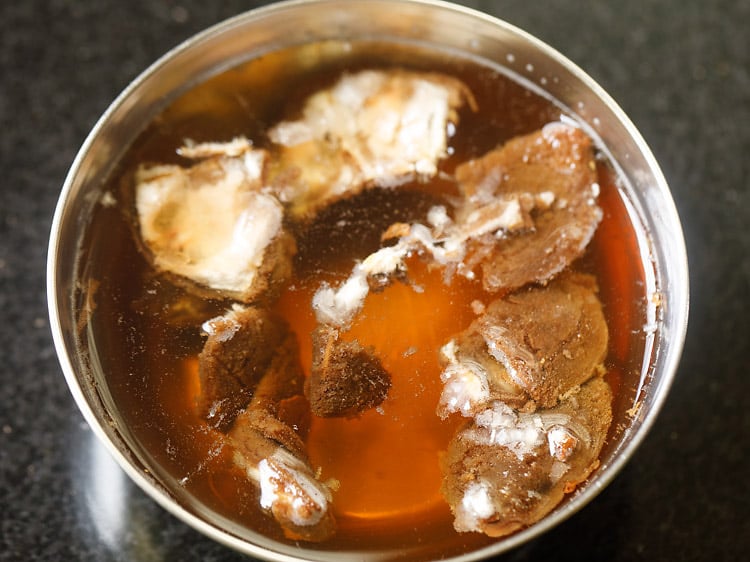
[{"x1": 79, "y1": 41, "x2": 649, "y2": 558}]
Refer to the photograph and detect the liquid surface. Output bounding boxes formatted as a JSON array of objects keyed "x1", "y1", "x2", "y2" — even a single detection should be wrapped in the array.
[{"x1": 78, "y1": 40, "x2": 649, "y2": 557}]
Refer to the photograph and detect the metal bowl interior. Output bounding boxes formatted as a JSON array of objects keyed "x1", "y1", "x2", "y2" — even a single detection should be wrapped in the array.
[{"x1": 47, "y1": 1, "x2": 688, "y2": 560}]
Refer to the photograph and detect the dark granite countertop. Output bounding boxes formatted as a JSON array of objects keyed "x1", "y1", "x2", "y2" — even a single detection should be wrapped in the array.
[{"x1": 1, "y1": 1, "x2": 748, "y2": 560}]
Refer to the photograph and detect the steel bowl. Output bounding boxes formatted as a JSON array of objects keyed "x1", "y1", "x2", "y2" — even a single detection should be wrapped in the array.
[{"x1": 48, "y1": 0, "x2": 689, "y2": 560}]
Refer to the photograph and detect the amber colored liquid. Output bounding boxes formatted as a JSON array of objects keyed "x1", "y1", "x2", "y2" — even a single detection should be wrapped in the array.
[
  {"x1": 279, "y1": 246, "x2": 485, "y2": 528},
  {"x1": 79, "y1": 41, "x2": 649, "y2": 558}
]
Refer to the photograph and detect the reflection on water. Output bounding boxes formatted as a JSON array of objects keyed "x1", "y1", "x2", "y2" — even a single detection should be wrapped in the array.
[
  {"x1": 72, "y1": 421, "x2": 163, "y2": 560},
  {"x1": 68, "y1": 418, "x2": 248, "y2": 561},
  {"x1": 85, "y1": 432, "x2": 128, "y2": 550}
]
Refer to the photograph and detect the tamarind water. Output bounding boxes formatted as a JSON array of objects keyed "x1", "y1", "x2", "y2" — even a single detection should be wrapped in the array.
[{"x1": 76, "y1": 40, "x2": 649, "y2": 558}]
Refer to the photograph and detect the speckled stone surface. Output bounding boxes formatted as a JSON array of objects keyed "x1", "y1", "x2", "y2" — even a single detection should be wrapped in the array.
[{"x1": 1, "y1": 1, "x2": 748, "y2": 560}]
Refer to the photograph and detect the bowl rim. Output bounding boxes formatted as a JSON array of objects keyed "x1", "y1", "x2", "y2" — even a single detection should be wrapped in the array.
[{"x1": 47, "y1": 0, "x2": 689, "y2": 560}]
